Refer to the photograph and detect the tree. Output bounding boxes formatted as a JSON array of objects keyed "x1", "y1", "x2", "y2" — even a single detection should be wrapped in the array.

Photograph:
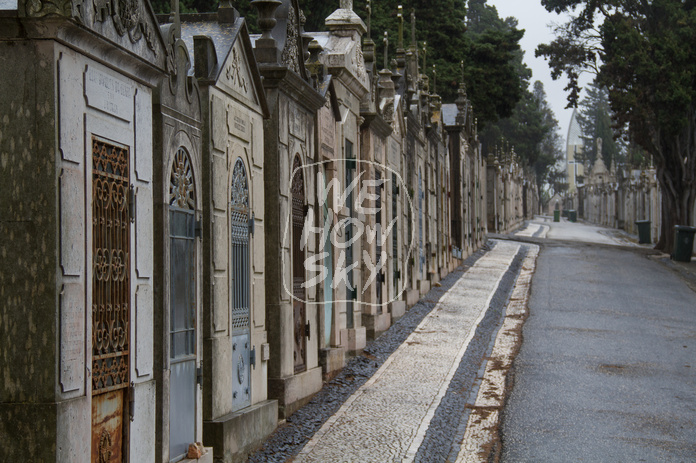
[
  {"x1": 576, "y1": 79, "x2": 620, "y2": 167},
  {"x1": 480, "y1": 80, "x2": 564, "y2": 195},
  {"x1": 537, "y1": 0, "x2": 696, "y2": 253},
  {"x1": 352, "y1": 0, "x2": 525, "y2": 123}
]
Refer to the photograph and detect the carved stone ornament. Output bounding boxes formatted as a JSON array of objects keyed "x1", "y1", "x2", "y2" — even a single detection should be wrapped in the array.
[
  {"x1": 98, "y1": 429, "x2": 112, "y2": 463},
  {"x1": 237, "y1": 354, "x2": 245, "y2": 384},
  {"x1": 25, "y1": 0, "x2": 75, "y2": 18},
  {"x1": 230, "y1": 158, "x2": 249, "y2": 211},
  {"x1": 169, "y1": 148, "x2": 196, "y2": 209},
  {"x1": 355, "y1": 45, "x2": 367, "y2": 83},
  {"x1": 226, "y1": 47, "x2": 249, "y2": 94},
  {"x1": 291, "y1": 156, "x2": 304, "y2": 197},
  {"x1": 281, "y1": 4, "x2": 301, "y2": 74},
  {"x1": 92, "y1": 0, "x2": 157, "y2": 52}
]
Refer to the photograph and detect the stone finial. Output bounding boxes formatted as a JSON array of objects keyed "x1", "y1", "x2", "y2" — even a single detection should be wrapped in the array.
[
  {"x1": 421, "y1": 42, "x2": 427, "y2": 72},
  {"x1": 169, "y1": 0, "x2": 181, "y2": 32},
  {"x1": 306, "y1": 40, "x2": 325, "y2": 87},
  {"x1": 218, "y1": 0, "x2": 239, "y2": 23},
  {"x1": 383, "y1": 31, "x2": 389, "y2": 69},
  {"x1": 251, "y1": 0, "x2": 282, "y2": 63},
  {"x1": 366, "y1": 0, "x2": 372, "y2": 39},
  {"x1": 326, "y1": 0, "x2": 366, "y2": 34},
  {"x1": 410, "y1": 9, "x2": 416, "y2": 48},
  {"x1": 432, "y1": 64, "x2": 436, "y2": 94},
  {"x1": 397, "y1": 5, "x2": 404, "y2": 49}
]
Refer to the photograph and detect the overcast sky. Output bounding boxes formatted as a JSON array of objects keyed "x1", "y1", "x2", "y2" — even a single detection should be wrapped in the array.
[{"x1": 486, "y1": 0, "x2": 591, "y2": 145}]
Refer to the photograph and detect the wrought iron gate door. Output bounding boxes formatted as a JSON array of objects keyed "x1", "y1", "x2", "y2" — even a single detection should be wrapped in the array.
[
  {"x1": 292, "y1": 157, "x2": 307, "y2": 373},
  {"x1": 418, "y1": 169, "x2": 424, "y2": 279},
  {"x1": 375, "y1": 170, "x2": 383, "y2": 309},
  {"x1": 230, "y1": 159, "x2": 251, "y2": 410},
  {"x1": 345, "y1": 149, "x2": 355, "y2": 329},
  {"x1": 168, "y1": 148, "x2": 197, "y2": 459},
  {"x1": 322, "y1": 170, "x2": 333, "y2": 348},
  {"x1": 392, "y1": 173, "x2": 399, "y2": 291},
  {"x1": 91, "y1": 137, "x2": 130, "y2": 463}
]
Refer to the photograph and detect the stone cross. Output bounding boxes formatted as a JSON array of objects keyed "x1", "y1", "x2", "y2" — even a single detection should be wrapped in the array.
[
  {"x1": 432, "y1": 65, "x2": 437, "y2": 94},
  {"x1": 411, "y1": 9, "x2": 416, "y2": 47},
  {"x1": 398, "y1": 5, "x2": 404, "y2": 49}
]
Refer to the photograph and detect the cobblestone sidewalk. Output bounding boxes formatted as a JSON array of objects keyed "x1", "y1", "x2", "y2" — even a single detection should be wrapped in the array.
[{"x1": 293, "y1": 241, "x2": 524, "y2": 463}]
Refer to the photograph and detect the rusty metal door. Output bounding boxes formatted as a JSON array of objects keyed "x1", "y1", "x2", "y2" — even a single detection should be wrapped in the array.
[
  {"x1": 230, "y1": 159, "x2": 252, "y2": 410},
  {"x1": 168, "y1": 148, "x2": 198, "y2": 459},
  {"x1": 91, "y1": 137, "x2": 130, "y2": 463},
  {"x1": 292, "y1": 157, "x2": 307, "y2": 373}
]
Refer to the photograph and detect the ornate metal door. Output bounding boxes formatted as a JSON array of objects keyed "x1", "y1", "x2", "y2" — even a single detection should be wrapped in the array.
[
  {"x1": 91, "y1": 137, "x2": 130, "y2": 463},
  {"x1": 392, "y1": 173, "x2": 399, "y2": 292},
  {"x1": 418, "y1": 169, "x2": 424, "y2": 279},
  {"x1": 322, "y1": 169, "x2": 333, "y2": 348},
  {"x1": 345, "y1": 146, "x2": 355, "y2": 329},
  {"x1": 292, "y1": 156, "x2": 307, "y2": 373},
  {"x1": 168, "y1": 148, "x2": 197, "y2": 459},
  {"x1": 375, "y1": 170, "x2": 383, "y2": 309},
  {"x1": 230, "y1": 159, "x2": 251, "y2": 410}
]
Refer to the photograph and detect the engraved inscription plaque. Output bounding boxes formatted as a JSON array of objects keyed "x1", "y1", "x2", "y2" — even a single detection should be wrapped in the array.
[
  {"x1": 84, "y1": 66, "x2": 134, "y2": 121},
  {"x1": 228, "y1": 107, "x2": 249, "y2": 142}
]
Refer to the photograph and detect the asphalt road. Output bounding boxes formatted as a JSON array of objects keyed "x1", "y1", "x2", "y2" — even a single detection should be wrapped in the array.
[{"x1": 500, "y1": 239, "x2": 696, "y2": 462}]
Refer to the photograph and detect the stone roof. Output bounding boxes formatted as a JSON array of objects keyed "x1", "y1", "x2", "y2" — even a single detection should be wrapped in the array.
[{"x1": 180, "y1": 19, "x2": 244, "y2": 76}]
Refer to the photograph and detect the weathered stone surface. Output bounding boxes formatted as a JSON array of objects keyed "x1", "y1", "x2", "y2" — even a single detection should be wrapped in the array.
[
  {"x1": 203, "y1": 399, "x2": 277, "y2": 463},
  {"x1": 136, "y1": 184, "x2": 153, "y2": 278},
  {"x1": 213, "y1": 274, "x2": 229, "y2": 333},
  {"x1": 59, "y1": 164, "x2": 85, "y2": 277},
  {"x1": 60, "y1": 283, "x2": 85, "y2": 393},
  {"x1": 269, "y1": 367, "x2": 323, "y2": 418},
  {"x1": 135, "y1": 284, "x2": 153, "y2": 377}
]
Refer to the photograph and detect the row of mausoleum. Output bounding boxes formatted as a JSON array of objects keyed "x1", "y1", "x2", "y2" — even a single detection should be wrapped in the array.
[{"x1": 0, "y1": 0, "x2": 537, "y2": 461}]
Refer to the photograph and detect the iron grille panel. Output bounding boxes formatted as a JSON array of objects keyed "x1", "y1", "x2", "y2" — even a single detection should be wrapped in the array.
[
  {"x1": 230, "y1": 159, "x2": 250, "y2": 335},
  {"x1": 92, "y1": 137, "x2": 130, "y2": 394}
]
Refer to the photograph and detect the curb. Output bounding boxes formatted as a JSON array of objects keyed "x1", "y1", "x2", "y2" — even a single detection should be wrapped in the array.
[{"x1": 456, "y1": 245, "x2": 540, "y2": 463}]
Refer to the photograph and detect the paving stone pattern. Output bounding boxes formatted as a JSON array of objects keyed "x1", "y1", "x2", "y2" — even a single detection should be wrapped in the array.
[
  {"x1": 293, "y1": 241, "x2": 523, "y2": 463},
  {"x1": 247, "y1": 246, "x2": 491, "y2": 463}
]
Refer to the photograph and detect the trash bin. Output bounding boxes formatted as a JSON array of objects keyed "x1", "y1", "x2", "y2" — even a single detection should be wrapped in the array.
[
  {"x1": 673, "y1": 225, "x2": 696, "y2": 262},
  {"x1": 635, "y1": 220, "x2": 651, "y2": 244},
  {"x1": 569, "y1": 210, "x2": 577, "y2": 223},
  {"x1": 553, "y1": 210, "x2": 560, "y2": 222}
]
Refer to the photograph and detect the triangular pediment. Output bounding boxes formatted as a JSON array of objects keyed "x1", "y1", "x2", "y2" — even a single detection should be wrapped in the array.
[{"x1": 218, "y1": 36, "x2": 260, "y2": 109}]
